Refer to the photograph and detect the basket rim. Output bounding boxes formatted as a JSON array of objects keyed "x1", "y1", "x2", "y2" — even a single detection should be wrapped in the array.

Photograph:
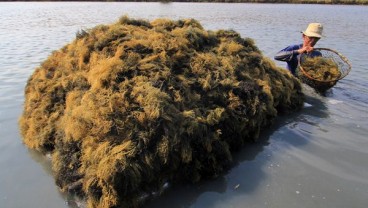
[{"x1": 298, "y1": 47, "x2": 352, "y2": 83}]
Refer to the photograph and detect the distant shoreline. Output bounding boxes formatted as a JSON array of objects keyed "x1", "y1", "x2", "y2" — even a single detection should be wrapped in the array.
[{"x1": 1, "y1": 0, "x2": 368, "y2": 6}]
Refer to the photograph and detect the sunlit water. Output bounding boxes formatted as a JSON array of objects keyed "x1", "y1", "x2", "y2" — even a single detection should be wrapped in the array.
[{"x1": 1, "y1": 2, "x2": 367, "y2": 208}]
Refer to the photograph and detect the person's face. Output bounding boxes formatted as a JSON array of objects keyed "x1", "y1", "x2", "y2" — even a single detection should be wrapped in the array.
[{"x1": 303, "y1": 34, "x2": 320, "y2": 47}]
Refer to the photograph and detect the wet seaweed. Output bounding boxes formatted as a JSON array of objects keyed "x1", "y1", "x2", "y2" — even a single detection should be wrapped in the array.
[
  {"x1": 301, "y1": 56, "x2": 341, "y2": 81},
  {"x1": 19, "y1": 16, "x2": 304, "y2": 208},
  {"x1": 298, "y1": 56, "x2": 342, "y2": 93}
]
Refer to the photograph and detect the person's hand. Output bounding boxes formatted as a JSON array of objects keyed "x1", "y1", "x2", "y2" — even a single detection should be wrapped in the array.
[{"x1": 297, "y1": 45, "x2": 314, "y2": 54}]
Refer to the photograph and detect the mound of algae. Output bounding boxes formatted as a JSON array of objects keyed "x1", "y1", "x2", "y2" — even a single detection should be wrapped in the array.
[{"x1": 19, "y1": 16, "x2": 304, "y2": 207}]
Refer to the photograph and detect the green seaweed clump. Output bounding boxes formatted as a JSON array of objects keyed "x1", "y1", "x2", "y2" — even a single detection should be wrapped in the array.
[
  {"x1": 298, "y1": 56, "x2": 341, "y2": 92},
  {"x1": 19, "y1": 16, "x2": 304, "y2": 208},
  {"x1": 301, "y1": 56, "x2": 341, "y2": 81}
]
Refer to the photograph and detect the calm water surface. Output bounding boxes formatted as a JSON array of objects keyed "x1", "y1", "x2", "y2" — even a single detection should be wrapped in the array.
[{"x1": 1, "y1": 2, "x2": 367, "y2": 208}]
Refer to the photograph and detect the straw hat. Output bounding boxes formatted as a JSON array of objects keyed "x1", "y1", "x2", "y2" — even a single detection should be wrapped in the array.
[{"x1": 302, "y1": 23, "x2": 324, "y2": 38}]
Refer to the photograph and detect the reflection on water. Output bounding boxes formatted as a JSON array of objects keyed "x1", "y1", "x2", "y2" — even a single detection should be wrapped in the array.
[
  {"x1": 146, "y1": 176, "x2": 227, "y2": 208},
  {"x1": 145, "y1": 94, "x2": 330, "y2": 208},
  {"x1": 27, "y1": 149, "x2": 86, "y2": 208},
  {"x1": 1, "y1": 2, "x2": 368, "y2": 208}
]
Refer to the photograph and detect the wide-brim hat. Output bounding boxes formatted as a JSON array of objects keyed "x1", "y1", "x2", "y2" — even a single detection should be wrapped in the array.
[{"x1": 302, "y1": 23, "x2": 324, "y2": 38}]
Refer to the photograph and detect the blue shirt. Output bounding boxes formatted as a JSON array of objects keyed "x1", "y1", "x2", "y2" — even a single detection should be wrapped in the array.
[
  {"x1": 274, "y1": 44, "x2": 302, "y2": 75},
  {"x1": 274, "y1": 44, "x2": 322, "y2": 76}
]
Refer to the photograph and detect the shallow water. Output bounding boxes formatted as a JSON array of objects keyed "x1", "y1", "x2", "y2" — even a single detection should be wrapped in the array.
[{"x1": 0, "y1": 2, "x2": 367, "y2": 208}]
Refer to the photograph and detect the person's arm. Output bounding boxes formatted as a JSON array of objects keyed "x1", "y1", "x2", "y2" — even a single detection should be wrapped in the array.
[{"x1": 274, "y1": 45, "x2": 300, "y2": 62}]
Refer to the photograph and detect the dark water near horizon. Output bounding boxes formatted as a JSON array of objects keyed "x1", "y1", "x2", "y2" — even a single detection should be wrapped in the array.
[{"x1": 1, "y1": 2, "x2": 368, "y2": 208}]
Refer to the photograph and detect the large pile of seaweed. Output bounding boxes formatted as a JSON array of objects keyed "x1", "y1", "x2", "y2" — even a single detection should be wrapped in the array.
[{"x1": 19, "y1": 16, "x2": 304, "y2": 208}]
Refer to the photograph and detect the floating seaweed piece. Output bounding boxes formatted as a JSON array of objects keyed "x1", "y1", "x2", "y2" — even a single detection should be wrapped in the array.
[{"x1": 19, "y1": 16, "x2": 304, "y2": 208}]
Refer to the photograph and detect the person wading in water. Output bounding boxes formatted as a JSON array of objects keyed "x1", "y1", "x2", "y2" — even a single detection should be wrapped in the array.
[{"x1": 274, "y1": 23, "x2": 324, "y2": 76}]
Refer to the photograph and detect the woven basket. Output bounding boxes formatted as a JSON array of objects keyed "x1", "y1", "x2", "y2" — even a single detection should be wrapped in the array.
[{"x1": 297, "y1": 48, "x2": 351, "y2": 92}]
